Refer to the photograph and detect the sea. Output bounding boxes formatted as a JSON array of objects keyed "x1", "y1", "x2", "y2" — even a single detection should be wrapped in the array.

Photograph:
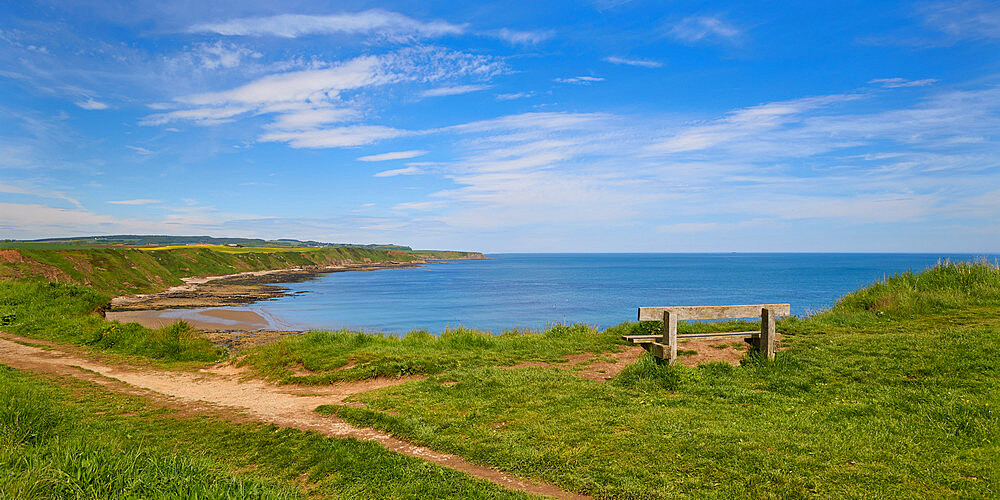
[{"x1": 217, "y1": 253, "x2": 998, "y2": 335}]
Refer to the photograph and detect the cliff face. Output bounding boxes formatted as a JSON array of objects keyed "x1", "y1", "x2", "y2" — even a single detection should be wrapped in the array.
[
  {"x1": 408, "y1": 250, "x2": 487, "y2": 261},
  {"x1": 0, "y1": 246, "x2": 428, "y2": 296}
]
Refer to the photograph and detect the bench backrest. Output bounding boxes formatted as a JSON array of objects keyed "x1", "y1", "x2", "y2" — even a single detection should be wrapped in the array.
[{"x1": 637, "y1": 304, "x2": 791, "y2": 321}]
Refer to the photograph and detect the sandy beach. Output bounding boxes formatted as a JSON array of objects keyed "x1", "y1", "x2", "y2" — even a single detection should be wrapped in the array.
[{"x1": 106, "y1": 308, "x2": 275, "y2": 331}]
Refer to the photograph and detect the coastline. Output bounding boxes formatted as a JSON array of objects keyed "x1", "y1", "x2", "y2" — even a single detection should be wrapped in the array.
[
  {"x1": 109, "y1": 260, "x2": 424, "y2": 311},
  {"x1": 104, "y1": 258, "x2": 485, "y2": 340}
]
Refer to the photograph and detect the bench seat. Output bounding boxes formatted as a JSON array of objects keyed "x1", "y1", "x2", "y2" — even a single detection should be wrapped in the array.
[
  {"x1": 622, "y1": 331, "x2": 759, "y2": 342},
  {"x1": 630, "y1": 303, "x2": 789, "y2": 364}
]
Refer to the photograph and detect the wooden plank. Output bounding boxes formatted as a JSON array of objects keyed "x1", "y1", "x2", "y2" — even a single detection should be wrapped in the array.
[
  {"x1": 638, "y1": 304, "x2": 790, "y2": 321},
  {"x1": 663, "y1": 310, "x2": 677, "y2": 364},
  {"x1": 623, "y1": 338, "x2": 656, "y2": 343},
  {"x1": 761, "y1": 308, "x2": 776, "y2": 361},
  {"x1": 650, "y1": 342, "x2": 665, "y2": 359},
  {"x1": 623, "y1": 331, "x2": 759, "y2": 341}
]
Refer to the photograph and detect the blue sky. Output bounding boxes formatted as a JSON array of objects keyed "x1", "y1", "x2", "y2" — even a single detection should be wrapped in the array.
[{"x1": 1, "y1": 0, "x2": 999, "y2": 252}]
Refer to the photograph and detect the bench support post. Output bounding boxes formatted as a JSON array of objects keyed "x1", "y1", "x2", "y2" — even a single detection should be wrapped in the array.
[
  {"x1": 662, "y1": 310, "x2": 677, "y2": 364},
  {"x1": 760, "y1": 308, "x2": 776, "y2": 361}
]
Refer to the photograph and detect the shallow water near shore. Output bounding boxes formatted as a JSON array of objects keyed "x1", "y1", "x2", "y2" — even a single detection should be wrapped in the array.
[{"x1": 127, "y1": 253, "x2": 997, "y2": 334}]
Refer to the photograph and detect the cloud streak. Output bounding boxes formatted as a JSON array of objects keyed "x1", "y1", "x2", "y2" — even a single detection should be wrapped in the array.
[
  {"x1": 668, "y1": 15, "x2": 742, "y2": 44},
  {"x1": 554, "y1": 76, "x2": 604, "y2": 84},
  {"x1": 358, "y1": 150, "x2": 428, "y2": 162},
  {"x1": 143, "y1": 47, "x2": 505, "y2": 148},
  {"x1": 869, "y1": 77, "x2": 938, "y2": 88},
  {"x1": 107, "y1": 199, "x2": 162, "y2": 205},
  {"x1": 75, "y1": 98, "x2": 109, "y2": 110},
  {"x1": 189, "y1": 10, "x2": 465, "y2": 40},
  {"x1": 603, "y1": 56, "x2": 662, "y2": 68},
  {"x1": 375, "y1": 166, "x2": 424, "y2": 177},
  {"x1": 421, "y1": 84, "x2": 491, "y2": 97}
]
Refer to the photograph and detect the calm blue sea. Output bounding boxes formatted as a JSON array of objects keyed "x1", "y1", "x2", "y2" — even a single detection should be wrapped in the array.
[{"x1": 228, "y1": 253, "x2": 998, "y2": 335}]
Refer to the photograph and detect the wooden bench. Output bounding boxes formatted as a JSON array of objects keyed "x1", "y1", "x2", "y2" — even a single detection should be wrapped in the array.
[{"x1": 623, "y1": 304, "x2": 790, "y2": 364}]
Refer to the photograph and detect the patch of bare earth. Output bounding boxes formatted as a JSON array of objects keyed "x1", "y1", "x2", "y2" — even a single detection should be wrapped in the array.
[
  {"x1": 674, "y1": 336, "x2": 754, "y2": 366},
  {"x1": 504, "y1": 345, "x2": 647, "y2": 381},
  {"x1": 2, "y1": 251, "x2": 75, "y2": 283},
  {"x1": 504, "y1": 335, "x2": 777, "y2": 380},
  {"x1": 0, "y1": 249, "x2": 26, "y2": 264},
  {"x1": 0, "y1": 332, "x2": 588, "y2": 500}
]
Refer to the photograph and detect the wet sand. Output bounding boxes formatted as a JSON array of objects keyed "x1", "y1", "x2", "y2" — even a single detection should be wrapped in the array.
[{"x1": 106, "y1": 308, "x2": 275, "y2": 331}]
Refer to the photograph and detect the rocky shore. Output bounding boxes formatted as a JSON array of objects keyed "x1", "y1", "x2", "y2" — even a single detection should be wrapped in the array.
[{"x1": 109, "y1": 261, "x2": 423, "y2": 311}]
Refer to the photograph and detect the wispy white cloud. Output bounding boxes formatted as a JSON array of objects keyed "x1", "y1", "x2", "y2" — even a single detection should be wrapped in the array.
[
  {"x1": 75, "y1": 98, "x2": 109, "y2": 110},
  {"x1": 869, "y1": 77, "x2": 938, "y2": 88},
  {"x1": 358, "y1": 150, "x2": 428, "y2": 162},
  {"x1": 125, "y1": 145, "x2": 155, "y2": 155},
  {"x1": 491, "y1": 28, "x2": 554, "y2": 45},
  {"x1": 140, "y1": 105, "x2": 251, "y2": 126},
  {"x1": 374, "y1": 166, "x2": 425, "y2": 177},
  {"x1": 648, "y1": 94, "x2": 863, "y2": 154},
  {"x1": 0, "y1": 202, "x2": 117, "y2": 235},
  {"x1": 180, "y1": 56, "x2": 384, "y2": 106},
  {"x1": 0, "y1": 182, "x2": 83, "y2": 208},
  {"x1": 107, "y1": 199, "x2": 161, "y2": 205},
  {"x1": 259, "y1": 125, "x2": 411, "y2": 148},
  {"x1": 590, "y1": 0, "x2": 633, "y2": 10},
  {"x1": 143, "y1": 47, "x2": 505, "y2": 148},
  {"x1": 554, "y1": 76, "x2": 604, "y2": 84},
  {"x1": 496, "y1": 91, "x2": 535, "y2": 100},
  {"x1": 264, "y1": 105, "x2": 359, "y2": 130},
  {"x1": 192, "y1": 42, "x2": 262, "y2": 70},
  {"x1": 393, "y1": 200, "x2": 448, "y2": 211},
  {"x1": 668, "y1": 15, "x2": 742, "y2": 44},
  {"x1": 189, "y1": 10, "x2": 465, "y2": 40},
  {"x1": 421, "y1": 84, "x2": 491, "y2": 97},
  {"x1": 921, "y1": 1, "x2": 1000, "y2": 42},
  {"x1": 379, "y1": 80, "x2": 1000, "y2": 240},
  {"x1": 603, "y1": 56, "x2": 663, "y2": 68},
  {"x1": 862, "y1": 1, "x2": 1000, "y2": 47}
]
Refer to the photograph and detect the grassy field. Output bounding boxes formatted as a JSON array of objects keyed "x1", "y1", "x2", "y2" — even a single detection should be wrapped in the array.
[
  {"x1": 236, "y1": 324, "x2": 627, "y2": 384},
  {"x1": 139, "y1": 244, "x2": 318, "y2": 253},
  {"x1": 0, "y1": 245, "x2": 430, "y2": 296},
  {"x1": 0, "y1": 365, "x2": 531, "y2": 499},
  {"x1": 0, "y1": 245, "x2": 484, "y2": 296},
  {"x1": 0, "y1": 244, "x2": 480, "y2": 365},
  {"x1": 0, "y1": 280, "x2": 224, "y2": 365},
  {"x1": 1, "y1": 260, "x2": 998, "y2": 498},
  {"x1": 269, "y1": 261, "x2": 995, "y2": 498}
]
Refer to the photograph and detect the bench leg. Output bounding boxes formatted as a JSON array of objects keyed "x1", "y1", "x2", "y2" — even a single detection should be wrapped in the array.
[
  {"x1": 662, "y1": 310, "x2": 677, "y2": 364},
  {"x1": 760, "y1": 308, "x2": 776, "y2": 361}
]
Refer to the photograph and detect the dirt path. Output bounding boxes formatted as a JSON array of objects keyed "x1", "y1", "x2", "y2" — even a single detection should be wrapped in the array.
[{"x1": 0, "y1": 333, "x2": 588, "y2": 500}]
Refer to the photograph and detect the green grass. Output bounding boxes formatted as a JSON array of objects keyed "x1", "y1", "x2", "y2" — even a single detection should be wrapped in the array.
[
  {"x1": 1, "y1": 245, "x2": 427, "y2": 296},
  {"x1": 407, "y1": 250, "x2": 485, "y2": 259},
  {"x1": 140, "y1": 244, "x2": 316, "y2": 253},
  {"x1": 0, "y1": 364, "x2": 532, "y2": 499},
  {"x1": 829, "y1": 258, "x2": 1000, "y2": 317},
  {"x1": 5, "y1": 259, "x2": 1000, "y2": 498},
  {"x1": 237, "y1": 324, "x2": 628, "y2": 384},
  {"x1": 0, "y1": 279, "x2": 223, "y2": 364},
  {"x1": 236, "y1": 317, "x2": 764, "y2": 385},
  {"x1": 296, "y1": 261, "x2": 1000, "y2": 498}
]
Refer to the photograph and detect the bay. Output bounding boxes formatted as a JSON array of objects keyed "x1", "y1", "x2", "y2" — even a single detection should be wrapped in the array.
[{"x1": 231, "y1": 253, "x2": 998, "y2": 334}]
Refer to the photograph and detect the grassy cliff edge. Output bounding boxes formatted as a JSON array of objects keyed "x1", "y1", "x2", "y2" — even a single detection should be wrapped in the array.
[{"x1": 0, "y1": 246, "x2": 484, "y2": 296}]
